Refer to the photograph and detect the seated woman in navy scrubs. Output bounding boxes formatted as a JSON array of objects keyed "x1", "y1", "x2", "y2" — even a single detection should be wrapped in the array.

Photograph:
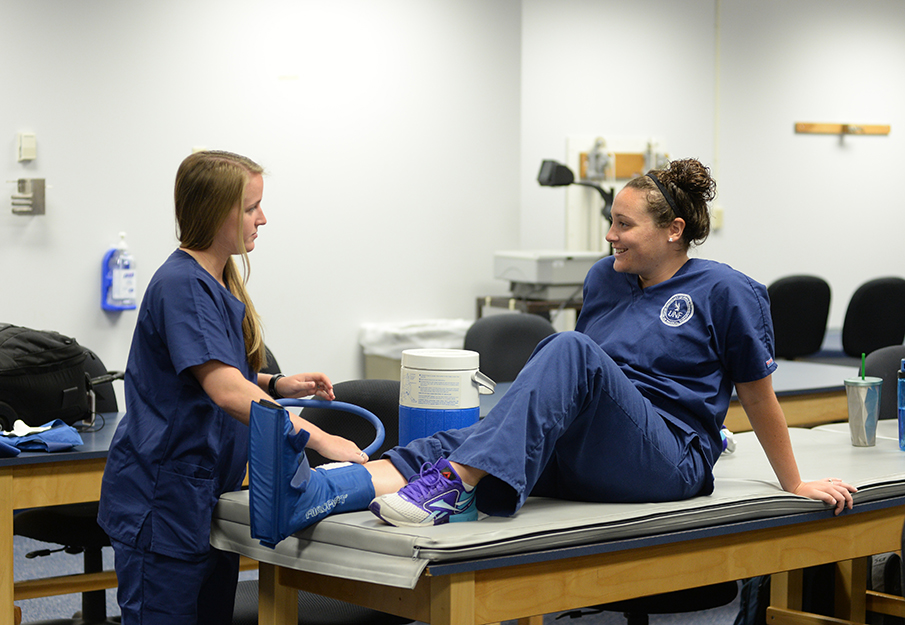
[
  {"x1": 253, "y1": 158, "x2": 857, "y2": 544},
  {"x1": 98, "y1": 150, "x2": 367, "y2": 625}
]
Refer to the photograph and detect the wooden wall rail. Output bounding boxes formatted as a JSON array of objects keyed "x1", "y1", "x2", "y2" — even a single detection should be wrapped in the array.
[{"x1": 795, "y1": 123, "x2": 890, "y2": 136}]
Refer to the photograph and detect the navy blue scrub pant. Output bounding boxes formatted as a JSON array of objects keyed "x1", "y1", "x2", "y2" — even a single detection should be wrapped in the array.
[
  {"x1": 384, "y1": 331, "x2": 711, "y2": 516},
  {"x1": 111, "y1": 532, "x2": 240, "y2": 625}
]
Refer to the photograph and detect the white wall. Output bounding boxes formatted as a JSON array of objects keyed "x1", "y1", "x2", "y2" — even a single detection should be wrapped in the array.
[
  {"x1": 519, "y1": 0, "x2": 905, "y2": 329},
  {"x1": 4, "y1": 0, "x2": 904, "y2": 396},
  {"x1": 714, "y1": 0, "x2": 905, "y2": 328},
  {"x1": 520, "y1": 0, "x2": 717, "y2": 250},
  {"x1": 2, "y1": 0, "x2": 523, "y2": 392}
]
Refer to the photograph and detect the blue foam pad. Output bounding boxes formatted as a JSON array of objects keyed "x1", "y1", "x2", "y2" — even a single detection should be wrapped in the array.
[
  {"x1": 248, "y1": 399, "x2": 379, "y2": 548},
  {"x1": 248, "y1": 400, "x2": 310, "y2": 548}
]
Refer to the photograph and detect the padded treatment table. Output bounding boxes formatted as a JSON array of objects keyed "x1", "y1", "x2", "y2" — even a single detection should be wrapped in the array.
[
  {"x1": 212, "y1": 426, "x2": 905, "y2": 625},
  {"x1": 817, "y1": 417, "x2": 898, "y2": 442}
]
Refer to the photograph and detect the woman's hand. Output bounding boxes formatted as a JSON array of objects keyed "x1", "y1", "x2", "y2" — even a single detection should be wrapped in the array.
[
  {"x1": 276, "y1": 372, "x2": 334, "y2": 400},
  {"x1": 737, "y1": 378, "x2": 856, "y2": 517},
  {"x1": 792, "y1": 478, "x2": 857, "y2": 515},
  {"x1": 310, "y1": 429, "x2": 369, "y2": 464},
  {"x1": 286, "y1": 412, "x2": 369, "y2": 464}
]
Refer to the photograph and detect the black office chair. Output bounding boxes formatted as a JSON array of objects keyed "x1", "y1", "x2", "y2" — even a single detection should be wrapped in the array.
[
  {"x1": 295, "y1": 378, "x2": 401, "y2": 467},
  {"x1": 231, "y1": 377, "x2": 411, "y2": 625},
  {"x1": 865, "y1": 345, "x2": 905, "y2": 421},
  {"x1": 842, "y1": 277, "x2": 905, "y2": 358},
  {"x1": 13, "y1": 347, "x2": 121, "y2": 625},
  {"x1": 568, "y1": 581, "x2": 739, "y2": 625},
  {"x1": 464, "y1": 313, "x2": 557, "y2": 383},
  {"x1": 767, "y1": 275, "x2": 831, "y2": 359},
  {"x1": 261, "y1": 344, "x2": 281, "y2": 375}
]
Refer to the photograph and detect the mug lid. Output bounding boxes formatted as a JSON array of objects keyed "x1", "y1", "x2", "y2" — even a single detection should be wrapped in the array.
[{"x1": 844, "y1": 376, "x2": 883, "y2": 386}]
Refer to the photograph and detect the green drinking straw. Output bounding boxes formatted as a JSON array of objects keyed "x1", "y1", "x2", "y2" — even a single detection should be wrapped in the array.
[{"x1": 861, "y1": 352, "x2": 866, "y2": 380}]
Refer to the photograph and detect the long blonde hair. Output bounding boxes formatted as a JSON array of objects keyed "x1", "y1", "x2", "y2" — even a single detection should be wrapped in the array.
[{"x1": 175, "y1": 150, "x2": 267, "y2": 371}]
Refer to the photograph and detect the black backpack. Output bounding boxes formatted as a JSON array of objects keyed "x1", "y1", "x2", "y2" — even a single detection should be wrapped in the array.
[{"x1": 0, "y1": 323, "x2": 91, "y2": 430}]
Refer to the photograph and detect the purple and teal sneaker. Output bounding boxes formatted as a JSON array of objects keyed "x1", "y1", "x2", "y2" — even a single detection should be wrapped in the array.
[{"x1": 369, "y1": 458, "x2": 477, "y2": 527}]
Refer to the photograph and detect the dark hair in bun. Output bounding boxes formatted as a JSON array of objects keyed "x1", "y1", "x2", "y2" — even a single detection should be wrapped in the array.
[{"x1": 625, "y1": 158, "x2": 716, "y2": 247}]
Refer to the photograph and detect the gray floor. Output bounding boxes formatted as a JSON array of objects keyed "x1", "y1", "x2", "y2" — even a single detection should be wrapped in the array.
[
  {"x1": 13, "y1": 534, "x2": 119, "y2": 623},
  {"x1": 13, "y1": 535, "x2": 256, "y2": 624}
]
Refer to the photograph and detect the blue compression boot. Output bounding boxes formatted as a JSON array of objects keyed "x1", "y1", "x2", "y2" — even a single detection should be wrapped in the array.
[{"x1": 248, "y1": 400, "x2": 375, "y2": 548}]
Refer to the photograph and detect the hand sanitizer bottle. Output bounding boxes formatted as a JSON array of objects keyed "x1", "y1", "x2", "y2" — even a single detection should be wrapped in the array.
[{"x1": 102, "y1": 232, "x2": 137, "y2": 311}]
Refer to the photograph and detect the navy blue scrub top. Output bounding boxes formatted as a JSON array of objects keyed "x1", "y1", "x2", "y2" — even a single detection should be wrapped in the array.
[
  {"x1": 576, "y1": 256, "x2": 777, "y2": 469},
  {"x1": 98, "y1": 250, "x2": 253, "y2": 560}
]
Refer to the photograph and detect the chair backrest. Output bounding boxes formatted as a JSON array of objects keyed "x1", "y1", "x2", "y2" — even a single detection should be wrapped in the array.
[
  {"x1": 767, "y1": 275, "x2": 831, "y2": 359},
  {"x1": 464, "y1": 314, "x2": 557, "y2": 383},
  {"x1": 864, "y1": 345, "x2": 905, "y2": 420},
  {"x1": 261, "y1": 344, "x2": 281, "y2": 375},
  {"x1": 842, "y1": 277, "x2": 905, "y2": 357},
  {"x1": 299, "y1": 378, "x2": 401, "y2": 466}
]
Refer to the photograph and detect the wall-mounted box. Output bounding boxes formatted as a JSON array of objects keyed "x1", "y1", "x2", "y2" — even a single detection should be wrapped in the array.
[
  {"x1": 17, "y1": 133, "x2": 37, "y2": 162},
  {"x1": 11, "y1": 178, "x2": 45, "y2": 215}
]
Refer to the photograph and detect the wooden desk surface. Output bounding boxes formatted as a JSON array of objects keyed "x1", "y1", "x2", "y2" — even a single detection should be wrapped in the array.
[{"x1": 725, "y1": 360, "x2": 852, "y2": 432}]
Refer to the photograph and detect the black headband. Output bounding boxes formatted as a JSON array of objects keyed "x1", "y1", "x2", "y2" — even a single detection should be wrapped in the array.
[{"x1": 646, "y1": 173, "x2": 685, "y2": 221}]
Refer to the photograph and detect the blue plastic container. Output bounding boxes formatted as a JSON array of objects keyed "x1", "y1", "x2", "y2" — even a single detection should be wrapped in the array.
[{"x1": 398, "y1": 349, "x2": 495, "y2": 446}]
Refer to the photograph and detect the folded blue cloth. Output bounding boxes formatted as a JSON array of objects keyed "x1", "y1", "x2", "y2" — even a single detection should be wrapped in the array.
[
  {"x1": 0, "y1": 420, "x2": 84, "y2": 457},
  {"x1": 0, "y1": 438, "x2": 18, "y2": 457}
]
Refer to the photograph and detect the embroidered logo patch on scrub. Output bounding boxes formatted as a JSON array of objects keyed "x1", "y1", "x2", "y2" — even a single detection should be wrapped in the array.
[{"x1": 660, "y1": 294, "x2": 694, "y2": 327}]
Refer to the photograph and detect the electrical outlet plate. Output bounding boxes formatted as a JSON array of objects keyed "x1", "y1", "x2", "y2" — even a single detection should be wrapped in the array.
[{"x1": 712, "y1": 205, "x2": 724, "y2": 231}]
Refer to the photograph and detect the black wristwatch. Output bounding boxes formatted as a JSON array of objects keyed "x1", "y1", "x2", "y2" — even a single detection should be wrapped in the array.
[{"x1": 268, "y1": 373, "x2": 286, "y2": 399}]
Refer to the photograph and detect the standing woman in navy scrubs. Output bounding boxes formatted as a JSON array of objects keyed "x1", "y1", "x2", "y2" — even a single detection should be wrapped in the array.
[{"x1": 98, "y1": 150, "x2": 367, "y2": 625}]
